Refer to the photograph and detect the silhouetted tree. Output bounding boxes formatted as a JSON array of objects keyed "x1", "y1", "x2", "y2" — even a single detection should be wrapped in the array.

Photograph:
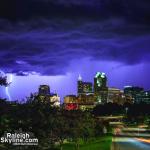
[{"x1": 0, "y1": 75, "x2": 9, "y2": 86}]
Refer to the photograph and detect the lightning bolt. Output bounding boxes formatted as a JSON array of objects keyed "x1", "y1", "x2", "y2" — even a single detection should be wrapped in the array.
[
  {"x1": 0, "y1": 70, "x2": 13, "y2": 101},
  {"x1": 5, "y1": 74, "x2": 13, "y2": 101}
]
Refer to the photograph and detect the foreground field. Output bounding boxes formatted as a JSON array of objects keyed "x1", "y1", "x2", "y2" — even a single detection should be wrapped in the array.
[{"x1": 62, "y1": 135, "x2": 112, "y2": 150}]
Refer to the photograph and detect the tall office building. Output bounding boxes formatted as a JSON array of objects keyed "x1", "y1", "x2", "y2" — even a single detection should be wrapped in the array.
[
  {"x1": 94, "y1": 72, "x2": 107, "y2": 91},
  {"x1": 82, "y1": 82, "x2": 92, "y2": 93},
  {"x1": 77, "y1": 75, "x2": 93, "y2": 95},
  {"x1": 78, "y1": 74, "x2": 83, "y2": 94},
  {"x1": 39, "y1": 85, "x2": 50, "y2": 96},
  {"x1": 76, "y1": 75, "x2": 95, "y2": 109},
  {"x1": 94, "y1": 72, "x2": 108, "y2": 104}
]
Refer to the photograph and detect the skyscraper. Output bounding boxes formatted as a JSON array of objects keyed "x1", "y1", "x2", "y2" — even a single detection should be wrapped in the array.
[
  {"x1": 94, "y1": 72, "x2": 107, "y2": 91},
  {"x1": 77, "y1": 74, "x2": 83, "y2": 94},
  {"x1": 94, "y1": 72, "x2": 108, "y2": 104},
  {"x1": 77, "y1": 75, "x2": 93, "y2": 95}
]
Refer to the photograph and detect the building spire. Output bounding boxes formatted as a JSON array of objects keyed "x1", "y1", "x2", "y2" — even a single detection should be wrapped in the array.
[{"x1": 78, "y1": 74, "x2": 82, "y2": 81}]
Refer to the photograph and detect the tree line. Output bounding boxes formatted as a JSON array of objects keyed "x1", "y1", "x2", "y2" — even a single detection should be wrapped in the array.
[{"x1": 0, "y1": 97, "x2": 109, "y2": 150}]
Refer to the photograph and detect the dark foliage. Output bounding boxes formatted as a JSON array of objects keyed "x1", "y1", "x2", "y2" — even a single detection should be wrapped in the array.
[
  {"x1": 0, "y1": 76, "x2": 9, "y2": 86},
  {"x1": 0, "y1": 96, "x2": 102, "y2": 150},
  {"x1": 92, "y1": 103, "x2": 124, "y2": 116}
]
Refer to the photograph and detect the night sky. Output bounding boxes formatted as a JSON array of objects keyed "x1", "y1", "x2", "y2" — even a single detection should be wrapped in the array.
[{"x1": 0, "y1": 0, "x2": 150, "y2": 101}]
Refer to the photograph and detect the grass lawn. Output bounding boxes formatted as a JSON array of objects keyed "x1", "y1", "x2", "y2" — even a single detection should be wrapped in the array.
[
  {"x1": 0, "y1": 135, "x2": 112, "y2": 150},
  {"x1": 62, "y1": 135, "x2": 112, "y2": 150}
]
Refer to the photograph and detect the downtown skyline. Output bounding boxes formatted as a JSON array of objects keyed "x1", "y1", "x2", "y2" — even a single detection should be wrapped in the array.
[{"x1": 0, "y1": 66, "x2": 150, "y2": 102}]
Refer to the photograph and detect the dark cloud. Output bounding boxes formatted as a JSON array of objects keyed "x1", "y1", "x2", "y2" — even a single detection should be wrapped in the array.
[
  {"x1": 0, "y1": 0, "x2": 150, "y2": 24},
  {"x1": 0, "y1": 0, "x2": 150, "y2": 75},
  {"x1": 0, "y1": 17, "x2": 150, "y2": 75}
]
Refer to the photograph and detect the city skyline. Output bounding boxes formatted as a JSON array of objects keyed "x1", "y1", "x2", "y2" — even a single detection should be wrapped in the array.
[{"x1": 0, "y1": 69, "x2": 149, "y2": 102}]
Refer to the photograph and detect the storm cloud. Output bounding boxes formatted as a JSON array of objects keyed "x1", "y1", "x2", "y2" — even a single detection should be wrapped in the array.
[
  {"x1": 0, "y1": 0, "x2": 150, "y2": 22},
  {"x1": 0, "y1": 0, "x2": 150, "y2": 75}
]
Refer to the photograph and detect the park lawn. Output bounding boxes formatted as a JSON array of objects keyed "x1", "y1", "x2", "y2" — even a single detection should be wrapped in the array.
[{"x1": 62, "y1": 135, "x2": 112, "y2": 150}]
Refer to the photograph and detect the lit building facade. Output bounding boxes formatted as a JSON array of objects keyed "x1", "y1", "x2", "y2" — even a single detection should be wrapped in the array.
[
  {"x1": 64, "y1": 95, "x2": 77, "y2": 103},
  {"x1": 124, "y1": 86, "x2": 144, "y2": 103},
  {"x1": 78, "y1": 75, "x2": 83, "y2": 94},
  {"x1": 64, "y1": 95, "x2": 78, "y2": 110},
  {"x1": 78, "y1": 93, "x2": 96, "y2": 110},
  {"x1": 107, "y1": 88, "x2": 125, "y2": 105},
  {"x1": 63, "y1": 94, "x2": 96, "y2": 110},
  {"x1": 135, "y1": 91, "x2": 150, "y2": 104},
  {"x1": 94, "y1": 72, "x2": 108, "y2": 104},
  {"x1": 38, "y1": 85, "x2": 60, "y2": 106},
  {"x1": 76, "y1": 75, "x2": 95, "y2": 109},
  {"x1": 94, "y1": 72, "x2": 107, "y2": 90},
  {"x1": 77, "y1": 75, "x2": 93, "y2": 95},
  {"x1": 50, "y1": 93, "x2": 61, "y2": 107},
  {"x1": 78, "y1": 94, "x2": 95, "y2": 104}
]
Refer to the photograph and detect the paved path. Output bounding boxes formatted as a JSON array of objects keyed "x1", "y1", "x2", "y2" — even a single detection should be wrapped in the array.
[{"x1": 111, "y1": 137, "x2": 150, "y2": 150}]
